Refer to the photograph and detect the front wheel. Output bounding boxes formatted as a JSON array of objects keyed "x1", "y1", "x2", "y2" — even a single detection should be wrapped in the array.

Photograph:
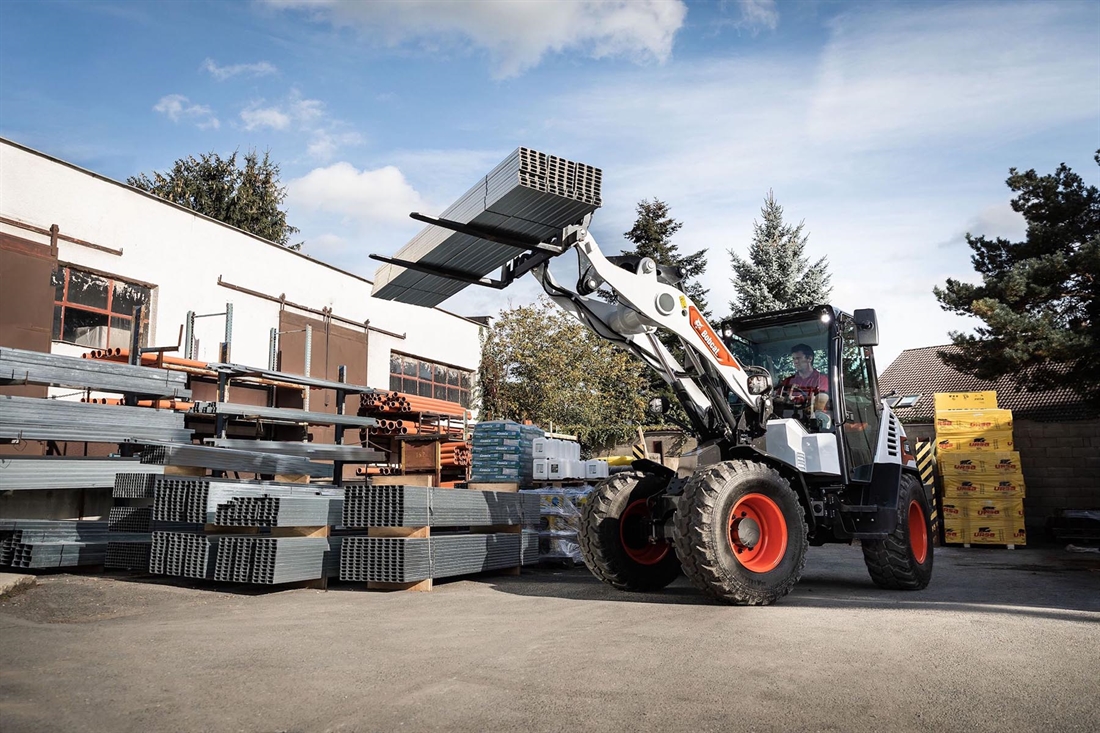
[
  {"x1": 862, "y1": 473, "x2": 934, "y2": 590},
  {"x1": 674, "y1": 460, "x2": 808, "y2": 605},
  {"x1": 578, "y1": 472, "x2": 681, "y2": 592}
]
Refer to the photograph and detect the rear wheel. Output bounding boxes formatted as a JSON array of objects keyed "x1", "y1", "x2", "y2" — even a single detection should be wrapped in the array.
[
  {"x1": 578, "y1": 471, "x2": 681, "y2": 592},
  {"x1": 862, "y1": 473, "x2": 934, "y2": 589},
  {"x1": 674, "y1": 460, "x2": 808, "y2": 605}
]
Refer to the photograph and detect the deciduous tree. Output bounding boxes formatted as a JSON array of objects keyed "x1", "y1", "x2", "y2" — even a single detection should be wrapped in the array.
[
  {"x1": 128, "y1": 150, "x2": 300, "y2": 249},
  {"x1": 478, "y1": 297, "x2": 648, "y2": 451}
]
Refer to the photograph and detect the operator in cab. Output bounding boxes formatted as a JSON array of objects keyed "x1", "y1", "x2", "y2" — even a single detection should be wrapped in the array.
[{"x1": 779, "y1": 343, "x2": 831, "y2": 430}]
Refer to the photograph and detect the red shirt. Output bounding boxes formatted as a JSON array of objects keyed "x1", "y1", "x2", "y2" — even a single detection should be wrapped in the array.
[{"x1": 781, "y1": 369, "x2": 829, "y2": 394}]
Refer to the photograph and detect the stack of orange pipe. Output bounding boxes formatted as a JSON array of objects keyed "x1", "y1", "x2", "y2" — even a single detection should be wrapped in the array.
[
  {"x1": 359, "y1": 391, "x2": 468, "y2": 418},
  {"x1": 440, "y1": 442, "x2": 471, "y2": 467}
]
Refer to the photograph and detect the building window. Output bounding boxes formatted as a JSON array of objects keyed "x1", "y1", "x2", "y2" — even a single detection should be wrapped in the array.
[
  {"x1": 51, "y1": 266, "x2": 151, "y2": 349},
  {"x1": 389, "y1": 353, "x2": 472, "y2": 408}
]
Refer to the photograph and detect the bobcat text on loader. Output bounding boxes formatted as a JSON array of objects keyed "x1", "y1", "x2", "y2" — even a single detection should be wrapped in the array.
[{"x1": 371, "y1": 151, "x2": 934, "y2": 606}]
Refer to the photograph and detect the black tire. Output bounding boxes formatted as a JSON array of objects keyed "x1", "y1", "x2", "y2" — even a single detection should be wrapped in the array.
[
  {"x1": 578, "y1": 471, "x2": 681, "y2": 592},
  {"x1": 862, "y1": 473, "x2": 934, "y2": 590},
  {"x1": 673, "y1": 460, "x2": 808, "y2": 605}
]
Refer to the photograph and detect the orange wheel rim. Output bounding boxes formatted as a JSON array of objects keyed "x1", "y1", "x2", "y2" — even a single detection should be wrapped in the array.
[
  {"x1": 728, "y1": 493, "x2": 788, "y2": 573},
  {"x1": 908, "y1": 500, "x2": 928, "y2": 564},
  {"x1": 620, "y1": 499, "x2": 670, "y2": 565}
]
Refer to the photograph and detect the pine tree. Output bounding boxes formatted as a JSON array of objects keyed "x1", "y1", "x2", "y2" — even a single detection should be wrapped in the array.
[
  {"x1": 128, "y1": 150, "x2": 301, "y2": 249},
  {"x1": 728, "y1": 191, "x2": 831, "y2": 317},
  {"x1": 622, "y1": 199, "x2": 710, "y2": 316},
  {"x1": 934, "y1": 153, "x2": 1100, "y2": 406}
]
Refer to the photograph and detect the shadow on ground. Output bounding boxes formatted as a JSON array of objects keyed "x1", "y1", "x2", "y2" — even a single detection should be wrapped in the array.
[{"x1": 485, "y1": 544, "x2": 1100, "y2": 620}]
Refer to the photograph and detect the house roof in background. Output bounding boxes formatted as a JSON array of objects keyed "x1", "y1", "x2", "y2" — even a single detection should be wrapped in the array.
[{"x1": 878, "y1": 345, "x2": 1096, "y2": 423}]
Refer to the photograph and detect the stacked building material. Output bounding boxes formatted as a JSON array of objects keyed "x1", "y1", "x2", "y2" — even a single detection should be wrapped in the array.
[
  {"x1": 530, "y1": 438, "x2": 609, "y2": 481},
  {"x1": 212, "y1": 536, "x2": 338, "y2": 584},
  {"x1": 339, "y1": 532, "x2": 539, "y2": 583},
  {"x1": 0, "y1": 346, "x2": 190, "y2": 398},
  {"x1": 1, "y1": 519, "x2": 147, "y2": 570},
  {"x1": 528, "y1": 486, "x2": 595, "y2": 563},
  {"x1": 372, "y1": 147, "x2": 602, "y2": 307},
  {"x1": 935, "y1": 391, "x2": 1026, "y2": 546},
  {"x1": 149, "y1": 532, "x2": 220, "y2": 579},
  {"x1": 149, "y1": 476, "x2": 341, "y2": 524},
  {"x1": 359, "y1": 391, "x2": 468, "y2": 418},
  {"x1": 0, "y1": 395, "x2": 191, "y2": 443},
  {"x1": 212, "y1": 495, "x2": 343, "y2": 527},
  {"x1": 140, "y1": 442, "x2": 334, "y2": 479},
  {"x1": 0, "y1": 457, "x2": 162, "y2": 491},
  {"x1": 341, "y1": 485, "x2": 539, "y2": 528},
  {"x1": 105, "y1": 541, "x2": 153, "y2": 570},
  {"x1": 440, "y1": 442, "x2": 471, "y2": 469},
  {"x1": 471, "y1": 421, "x2": 544, "y2": 485}
]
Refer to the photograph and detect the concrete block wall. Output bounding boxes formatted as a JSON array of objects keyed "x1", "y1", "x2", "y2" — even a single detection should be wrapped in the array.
[{"x1": 1013, "y1": 419, "x2": 1100, "y2": 527}]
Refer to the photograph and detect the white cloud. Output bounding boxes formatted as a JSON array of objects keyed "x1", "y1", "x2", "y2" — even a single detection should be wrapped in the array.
[
  {"x1": 806, "y1": 4, "x2": 1098, "y2": 149},
  {"x1": 240, "y1": 104, "x2": 291, "y2": 130},
  {"x1": 201, "y1": 58, "x2": 278, "y2": 80},
  {"x1": 262, "y1": 0, "x2": 687, "y2": 77},
  {"x1": 288, "y1": 162, "x2": 427, "y2": 225},
  {"x1": 306, "y1": 130, "x2": 365, "y2": 161},
  {"x1": 714, "y1": 0, "x2": 779, "y2": 34},
  {"x1": 152, "y1": 94, "x2": 220, "y2": 129}
]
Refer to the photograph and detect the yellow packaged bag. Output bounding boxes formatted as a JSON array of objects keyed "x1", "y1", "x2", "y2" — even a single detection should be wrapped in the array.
[
  {"x1": 934, "y1": 409, "x2": 1014, "y2": 435},
  {"x1": 936, "y1": 432, "x2": 1015, "y2": 452}
]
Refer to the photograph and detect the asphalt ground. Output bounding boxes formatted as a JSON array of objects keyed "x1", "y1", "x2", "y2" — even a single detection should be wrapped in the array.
[{"x1": 0, "y1": 544, "x2": 1097, "y2": 733}]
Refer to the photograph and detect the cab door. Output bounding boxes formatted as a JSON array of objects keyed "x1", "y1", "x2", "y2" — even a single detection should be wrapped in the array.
[{"x1": 838, "y1": 319, "x2": 881, "y2": 482}]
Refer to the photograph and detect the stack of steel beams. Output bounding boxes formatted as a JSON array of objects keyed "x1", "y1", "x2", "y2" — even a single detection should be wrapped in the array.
[
  {"x1": 190, "y1": 402, "x2": 378, "y2": 430},
  {"x1": 151, "y1": 477, "x2": 342, "y2": 524},
  {"x1": 342, "y1": 485, "x2": 539, "y2": 528},
  {"x1": 206, "y1": 439, "x2": 385, "y2": 463},
  {"x1": 108, "y1": 506, "x2": 154, "y2": 533},
  {"x1": 105, "y1": 541, "x2": 152, "y2": 570},
  {"x1": 140, "y1": 443, "x2": 333, "y2": 478},
  {"x1": 114, "y1": 472, "x2": 159, "y2": 499},
  {"x1": 0, "y1": 346, "x2": 190, "y2": 398},
  {"x1": 0, "y1": 457, "x2": 163, "y2": 491},
  {"x1": 10, "y1": 542, "x2": 108, "y2": 569},
  {"x1": 149, "y1": 532, "x2": 220, "y2": 579},
  {"x1": 339, "y1": 532, "x2": 539, "y2": 583},
  {"x1": 212, "y1": 495, "x2": 343, "y2": 527},
  {"x1": 0, "y1": 395, "x2": 191, "y2": 443},
  {"x1": 372, "y1": 147, "x2": 602, "y2": 307},
  {"x1": 212, "y1": 536, "x2": 333, "y2": 584}
]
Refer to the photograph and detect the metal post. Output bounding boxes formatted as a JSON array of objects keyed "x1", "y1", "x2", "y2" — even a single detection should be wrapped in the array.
[
  {"x1": 268, "y1": 328, "x2": 279, "y2": 370},
  {"x1": 223, "y1": 302, "x2": 233, "y2": 362},
  {"x1": 303, "y1": 324, "x2": 312, "y2": 412},
  {"x1": 184, "y1": 311, "x2": 195, "y2": 359},
  {"x1": 128, "y1": 304, "x2": 144, "y2": 366}
]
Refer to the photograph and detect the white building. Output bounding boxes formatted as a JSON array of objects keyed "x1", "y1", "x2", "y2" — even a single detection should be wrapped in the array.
[{"x1": 0, "y1": 137, "x2": 485, "y2": 409}]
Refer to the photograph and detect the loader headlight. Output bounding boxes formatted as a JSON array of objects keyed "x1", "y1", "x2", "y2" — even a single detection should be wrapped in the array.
[{"x1": 748, "y1": 375, "x2": 771, "y2": 395}]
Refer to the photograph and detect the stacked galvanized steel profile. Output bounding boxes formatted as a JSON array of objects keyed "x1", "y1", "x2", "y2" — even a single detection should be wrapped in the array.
[
  {"x1": 151, "y1": 477, "x2": 341, "y2": 524},
  {"x1": 342, "y1": 485, "x2": 539, "y2": 528},
  {"x1": 140, "y1": 442, "x2": 333, "y2": 478},
  {"x1": 0, "y1": 395, "x2": 191, "y2": 443},
  {"x1": 149, "y1": 532, "x2": 220, "y2": 579},
  {"x1": 191, "y1": 402, "x2": 378, "y2": 429},
  {"x1": 372, "y1": 147, "x2": 603, "y2": 307},
  {"x1": 212, "y1": 495, "x2": 343, "y2": 527},
  {"x1": 339, "y1": 532, "x2": 538, "y2": 583},
  {"x1": 0, "y1": 346, "x2": 190, "y2": 398},
  {"x1": 206, "y1": 439, "x2": 385, "y2": 463},
  {"x1": 105, "y1": 541, "x2": 153, "y2": 570},
  {"x1": 213, "y1": 536, "x2": 338, "y2": 584},
  {"x1": 0, "y1": 457, "x2": 163, "y2": 491}
]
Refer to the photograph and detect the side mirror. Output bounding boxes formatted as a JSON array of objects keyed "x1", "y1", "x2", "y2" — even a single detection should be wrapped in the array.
[
  {"x1": 647, "y1": 396, "x2": 670, "y2": 415},
  {"x1": 853, "y1": 308, "x2": 879, "y2": 347}
]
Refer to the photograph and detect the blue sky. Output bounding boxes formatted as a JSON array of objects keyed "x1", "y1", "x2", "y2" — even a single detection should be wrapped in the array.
[{"x1": 1, "y1": 0, "x2": 1097, "y2": 368}]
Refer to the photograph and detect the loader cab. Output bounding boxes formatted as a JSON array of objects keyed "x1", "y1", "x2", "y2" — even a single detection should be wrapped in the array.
[{"x1": 719, "y1": 305, "x2": 883, "y2": 484}]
